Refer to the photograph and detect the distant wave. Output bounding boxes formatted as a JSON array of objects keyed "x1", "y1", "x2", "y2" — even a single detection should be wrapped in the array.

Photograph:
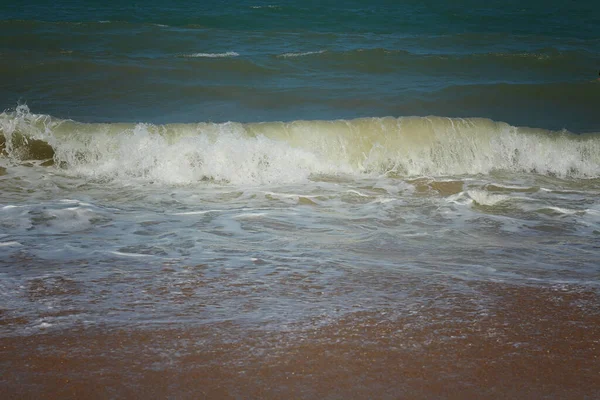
[
  {"x1": 275, "y1": 46, "x2": 582, "y2": 64},
  {"x1": 182, "y1": 52, "x2": 239, "y2": 58},
  {"x1": 278, "y1": 50, "x2": 326, "y2": 58},
  {"x1": 250, "y1": 5, "x2": 281, "y2": 10}
]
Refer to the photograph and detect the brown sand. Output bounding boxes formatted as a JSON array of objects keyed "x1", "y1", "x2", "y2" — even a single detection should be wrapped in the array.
[{"x1": 1, "y1": 282, "x2": 599, "y2": 399}]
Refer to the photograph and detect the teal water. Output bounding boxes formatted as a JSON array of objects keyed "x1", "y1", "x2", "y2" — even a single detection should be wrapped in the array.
[{"x1": 1, "y1": 0, "x2": 599, "y2": 130}]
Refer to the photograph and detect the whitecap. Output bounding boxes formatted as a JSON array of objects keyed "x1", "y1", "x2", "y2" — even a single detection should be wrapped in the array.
[
  {"x1": 0, "y1": 241, "x2": 22, "y2": 247},
  {"x1": 108, "y1": 251, "x2": 153, "y2": 258},
  {"x1": 278, "y1": 50, "x2": 326, "y2": 58},
  {"x1": 182, "y1": 52, "x2": 239, "y2": 58}
]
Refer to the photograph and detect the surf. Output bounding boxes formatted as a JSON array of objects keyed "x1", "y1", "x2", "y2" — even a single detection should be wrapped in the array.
[{"x1": 1, "y1": 106, "x2": 599, "y2": 185}]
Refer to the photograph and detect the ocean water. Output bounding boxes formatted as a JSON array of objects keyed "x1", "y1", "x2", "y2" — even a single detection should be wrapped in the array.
[{"x1": 1, "y1": 1, "x2": 600, "y2": 398}]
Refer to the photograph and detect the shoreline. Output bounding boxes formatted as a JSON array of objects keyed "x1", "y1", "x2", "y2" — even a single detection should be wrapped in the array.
[{"x1": 2, "y1": 282, "x2": 599, "y2": 399}]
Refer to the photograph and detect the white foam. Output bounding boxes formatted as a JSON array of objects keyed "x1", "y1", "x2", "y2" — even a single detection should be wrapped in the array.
[
  {"x1": 264, "y1": 191, "x2": 320, "y2": 199},
  {"x1": 183, "y1": 52, "x2": 239, "y2": 58},
  {"x1": 2, "y1": 205, "x2": 24, "y2": 210},
  {"x1": 446, "y1": 192, "x2": 471, "y2": 205},
  {"x1": 346, "y1": 189, "x2": 370, "y2": 197},
  {"x1": 250, "y1": 5, "x2": 281, "y2": 9},
  {"x1": 446, "y1": 190, "x2": 510, "y2": 206},
  {"x1": 279, "y1": 50, "x2": 326, "y2": 58},
  {"x1": 108, "y1": 251, "x2": 153, "y2": 258},
  {"x1": 372, "y1": 197, "x2": 396, "y2": 204},
  {"x1": 172, "y1": 210, "x2": 221, "y2": 216},
  {"x1": 53, "y1": 123, "x2": 348, "y2": 185},
  {"x1": 467, "y1": 190, "x2": 510, "y2": 206},
  {"x1": 234, "y1": 212, "x2": 268, "y2": 219},
  {"x1": 0, "y1": 241, "x2": 22, "y2": 247},
  {"x1": 41, "y1": 207, "x2": 97, "y2": 232},
  {"x1": 487, "y1": 183, "x2": 535, "y2": 191},
  {"x1": 544, "y1": 206, "x2": 578, "y2": 215}
]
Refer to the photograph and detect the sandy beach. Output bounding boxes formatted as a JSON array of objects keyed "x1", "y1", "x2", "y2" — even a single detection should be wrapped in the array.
[{"x1": 3, "y1": 281, "x2": 599, "y2": 399}]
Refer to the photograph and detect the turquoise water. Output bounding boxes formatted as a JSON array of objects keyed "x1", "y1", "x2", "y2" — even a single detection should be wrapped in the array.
[{"x1": 1, "y1": 0, "x2": 599, "y2": 130}]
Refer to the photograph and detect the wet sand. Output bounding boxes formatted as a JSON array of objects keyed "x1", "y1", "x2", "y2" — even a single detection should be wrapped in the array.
[{"x1": 2, "y1": 281, "x2": 599, "y2": 399}]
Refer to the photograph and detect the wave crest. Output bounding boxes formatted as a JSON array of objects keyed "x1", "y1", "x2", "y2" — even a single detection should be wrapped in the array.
[{"x1": 1, "y1": 107, "x2": 599, "y2": 184}]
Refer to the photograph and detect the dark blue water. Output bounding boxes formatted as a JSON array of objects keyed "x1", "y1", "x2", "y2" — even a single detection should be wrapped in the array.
[{"x1": 1, "y1": 0, "x2": 599, "y2": 131}]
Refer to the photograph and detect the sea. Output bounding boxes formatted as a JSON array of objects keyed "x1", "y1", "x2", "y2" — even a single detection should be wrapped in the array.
[{"x1": 1, "y1": 1, "x2": 600, "y2": 398}]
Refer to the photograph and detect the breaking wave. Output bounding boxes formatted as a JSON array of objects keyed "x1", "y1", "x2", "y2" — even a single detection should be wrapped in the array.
[{"x1": 1, "y1": 106, "x2": 599, "y2": 185}]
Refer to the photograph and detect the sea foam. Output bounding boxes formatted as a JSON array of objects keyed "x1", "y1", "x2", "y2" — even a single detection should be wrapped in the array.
[
  {"x1": 182, "y1": 52, "x2": 239, "y2": 58},
  {"x1": 2, "y1": 108, "x2": 600, "y2": 185},
  {"x1": 278, "y1": 50, "x2": 326, "y2": 58}
]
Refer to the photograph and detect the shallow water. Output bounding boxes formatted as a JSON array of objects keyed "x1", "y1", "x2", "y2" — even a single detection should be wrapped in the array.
[{"x1": 1, "y1": 112, "x2": 600, "y2": 336}]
